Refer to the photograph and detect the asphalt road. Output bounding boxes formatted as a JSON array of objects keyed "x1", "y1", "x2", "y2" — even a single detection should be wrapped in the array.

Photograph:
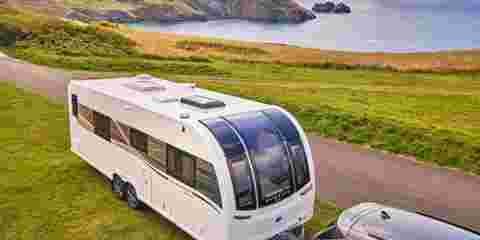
[{"x1": 1, "y1": 54, "x2": 479, "y2": 230}]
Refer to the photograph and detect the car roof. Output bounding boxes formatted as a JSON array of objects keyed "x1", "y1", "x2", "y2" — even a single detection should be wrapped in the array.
[{"x1": 349, "y1": 204, "x2": 480, "y2": 240}]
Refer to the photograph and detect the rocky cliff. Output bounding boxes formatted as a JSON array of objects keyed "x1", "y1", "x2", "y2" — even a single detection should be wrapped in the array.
[
  {"x1": 4, "y1": 0, "x2": 315, "y2": 23},
  {"x1": 195, "y1": 0, "x2": 316, "y2": 22}
]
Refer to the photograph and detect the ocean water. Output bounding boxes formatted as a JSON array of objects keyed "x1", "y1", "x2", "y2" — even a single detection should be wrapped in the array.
[{"x1": 128, "y1": 0, "x2": 480, "y2": 52}]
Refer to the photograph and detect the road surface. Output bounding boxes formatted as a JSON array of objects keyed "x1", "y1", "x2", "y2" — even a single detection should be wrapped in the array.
[{"x1": 1, "y1": 54, "x2": 479, "y2": 230}]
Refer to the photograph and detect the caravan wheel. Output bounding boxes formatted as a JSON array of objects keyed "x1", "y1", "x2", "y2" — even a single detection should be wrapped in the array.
[
  {"x1": 125, "y1": 183, "x2": 142, "y2": 210},
  {"x1": 112, "y1": 174, "x2": 125, "y2": 199}
]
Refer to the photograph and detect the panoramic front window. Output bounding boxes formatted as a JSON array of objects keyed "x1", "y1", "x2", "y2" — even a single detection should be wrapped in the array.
[
  {"x1": 226, "y1": 112, "x2": 294, "y2": 207},
  {"x1": 263, "y1": 109, "x2": 310, "y2": 189},
  {"x1": 202, "y1": 118, "x2": 256, "y2": 210}
]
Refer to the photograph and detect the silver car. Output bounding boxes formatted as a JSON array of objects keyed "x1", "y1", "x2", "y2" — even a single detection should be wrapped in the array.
[{"x1": 314, "y1": 203, "x2": 480, "y2": 240}]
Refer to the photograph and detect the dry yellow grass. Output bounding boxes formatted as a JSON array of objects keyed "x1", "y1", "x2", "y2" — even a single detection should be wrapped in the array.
[
  {"x1": 125, "y1": 28, "x2": 480, "y2": 72},
  {"x1": 6, "y1": 0, "x2": 68, "y2": 17}
]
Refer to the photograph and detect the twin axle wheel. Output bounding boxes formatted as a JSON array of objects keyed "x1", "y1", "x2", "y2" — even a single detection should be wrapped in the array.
[{"x1": 111, "y1": 174, "x2": 142, "y2": 209}]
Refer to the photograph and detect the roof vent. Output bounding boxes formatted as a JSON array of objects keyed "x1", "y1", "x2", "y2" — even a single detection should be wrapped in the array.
[
  {"x1": 136, "y1": 74, "x2": 154, "y2": 80},
  {"x1": 180, "y1": 95, "x2": 225, "y2": 109},
  {"x1": 180, "y1": 113, "x2": 190, "y2": 119},
  {"x1": 124, "y1": 80, "x2": 165, "y2": 93}
]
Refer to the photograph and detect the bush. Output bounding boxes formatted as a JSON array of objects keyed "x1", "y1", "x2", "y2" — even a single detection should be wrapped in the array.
[
  {"x1": 13, "y1": 49, "x2": 229, "y2": 76},
  {"x1": 0, "y1": 22, "x2": 19, "y2": 47},
  {"x1": 140, "y1": 53, "x2": 211, "y2": 63},
  {"x1": 176, "y1": 40, "x2": 269, "y2": 55}
]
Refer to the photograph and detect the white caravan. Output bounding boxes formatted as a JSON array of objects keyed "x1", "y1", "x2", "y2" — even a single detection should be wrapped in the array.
[{"x1": 68, "y1": 75, "x2": 315, "y2": 240}]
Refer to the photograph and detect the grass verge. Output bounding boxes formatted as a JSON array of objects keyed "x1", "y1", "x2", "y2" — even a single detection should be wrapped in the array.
[
  {"x1": 176, "y1": 40, "x2": 269, "y2": 56},
  {"x1": 12, "y1": 49, "x2": 228, "y2": 75},
  {"x1": 0, "y1": 81, "x2": 340, "y2": 239}
]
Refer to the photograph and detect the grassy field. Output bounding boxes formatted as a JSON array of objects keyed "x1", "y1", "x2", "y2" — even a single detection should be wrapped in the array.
[
  {"x1": 0, "y1": 81, "x2": 341, "y2": 239},
  {"x1": 62, "y1": 0, "x2": 135, "y2": 10},
  {"x1": 1, "y1": 6, "x2": 480, "y2": 175},
  {"x1": 127, "y1": 29, "x2": 480, "y2": 73}
]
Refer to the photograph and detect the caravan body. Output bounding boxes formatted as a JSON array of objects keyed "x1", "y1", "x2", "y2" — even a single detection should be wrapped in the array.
[{"x1": 68, "y1": 75, "x2": 316, "y2": 240}]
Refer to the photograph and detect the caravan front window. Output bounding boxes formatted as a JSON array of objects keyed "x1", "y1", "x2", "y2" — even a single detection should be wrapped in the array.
[
  {"x1": 202, "y1": 118, "x2": 256, "y2": 210},
  {"x1": 263, "y1": 109, "x2": 310, "y2": 189},
  {"x1": 203, "y1": 110, "x2": 308, "y2": 209},
  {"x1": 226, "y1": 112, "x2": 294, "y2": 207}
]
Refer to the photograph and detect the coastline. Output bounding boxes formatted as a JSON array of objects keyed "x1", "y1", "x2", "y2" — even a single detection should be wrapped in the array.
[
  {"x1": 61, "y1": 2, "x2": 316, "y2": 24},
  {"x1": 128, "y1": 24, "x2": 480, "y2": 54}
]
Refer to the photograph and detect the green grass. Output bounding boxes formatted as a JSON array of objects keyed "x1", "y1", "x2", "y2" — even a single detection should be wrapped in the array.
[
  {"x1": 176, "y1": 40, "x2": 269, "y2": 56},
  {"x1": 14, "y1": 22, "x2": 138, "y2": 57},
  {"x1": 61, "y1": 0, "x2": 135, "y2": 10},
  {"x1": 12, "y1": 50, "x2": 228, "y2": 75},
  {"x1": 305, "y1": 202, "x2": 342, "y2": 234},
  {"x1": 0, "y1": 82, "x2": 340, "y2": 239}
]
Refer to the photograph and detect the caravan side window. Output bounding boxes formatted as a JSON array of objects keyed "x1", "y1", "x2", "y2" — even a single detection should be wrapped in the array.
[
  {"x1": 78, "y1": 104, "x2": 94, "y2": 131},
  {"x1": 167, "y1": 146, "x2": 181, "y2": 178},
  {"x1": 111, "y1": 121, "x2": 130, "y2": 146},
  {"x1": 92, "y1": 117, "x2": 223, "y2": 208},
  {"x1": 180, "y1": 152, "x2": 196, "y2": 187},
  {"x1": 93, "y1": 111, "x2": 111, "y2": 141},
  {"x1": 148, "y1": 137, "x2": 167, "y2": 171},
  {"x1": 167, "y1": 148, "x2": 196, "y2": 187},
  {"x1": 196, "y1": 159, "x2": 222, "y2": 207},
  {"x1": 166, "y1": 146, "x2": 222, "y2": 207},
  {"x1": 130, "y1": 128, "x2": 148, "y2": 154},
  {"x1": 71, "y1": 95, "x2": 78, "y2": 117}
]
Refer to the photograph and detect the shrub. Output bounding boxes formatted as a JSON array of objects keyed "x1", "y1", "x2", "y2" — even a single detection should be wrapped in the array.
[
  {"x1": 176, "y1": 40, "x2": 269, "y2": 55},
  {"x1": 0, "y1": 22, "x2": 19, "y2": 47},
  {"x1": 13, "y1": 49, "x2": 229, "y2": 76}
]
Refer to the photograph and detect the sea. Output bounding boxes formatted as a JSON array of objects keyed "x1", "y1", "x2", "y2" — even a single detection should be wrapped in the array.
[{"x1": 128, "y1": 0, "x2": 480, "y2": 52}]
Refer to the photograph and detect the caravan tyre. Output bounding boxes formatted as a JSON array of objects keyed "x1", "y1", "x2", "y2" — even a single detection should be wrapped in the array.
[
  {"x1": 125, "y1": 183, "x2": 142, "y2": 209},
  {"x1": 112, "y1": 174, "x2": 125, "y2": 199}
]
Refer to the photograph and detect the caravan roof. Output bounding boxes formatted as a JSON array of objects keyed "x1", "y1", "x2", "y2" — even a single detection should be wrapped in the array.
[{"x1": 71, "y1": 75, "x2": 271, "y2": 121}]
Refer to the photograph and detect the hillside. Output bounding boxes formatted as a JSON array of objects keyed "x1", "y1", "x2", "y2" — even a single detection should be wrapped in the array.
[{"x1": 5, "y1": 0, "x2": 315, "y2": 23}]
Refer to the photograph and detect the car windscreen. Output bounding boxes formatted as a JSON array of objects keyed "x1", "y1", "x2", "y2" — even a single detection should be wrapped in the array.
[{"x1": 225, "y1": 111, "x2": 294, "y2": 207}]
